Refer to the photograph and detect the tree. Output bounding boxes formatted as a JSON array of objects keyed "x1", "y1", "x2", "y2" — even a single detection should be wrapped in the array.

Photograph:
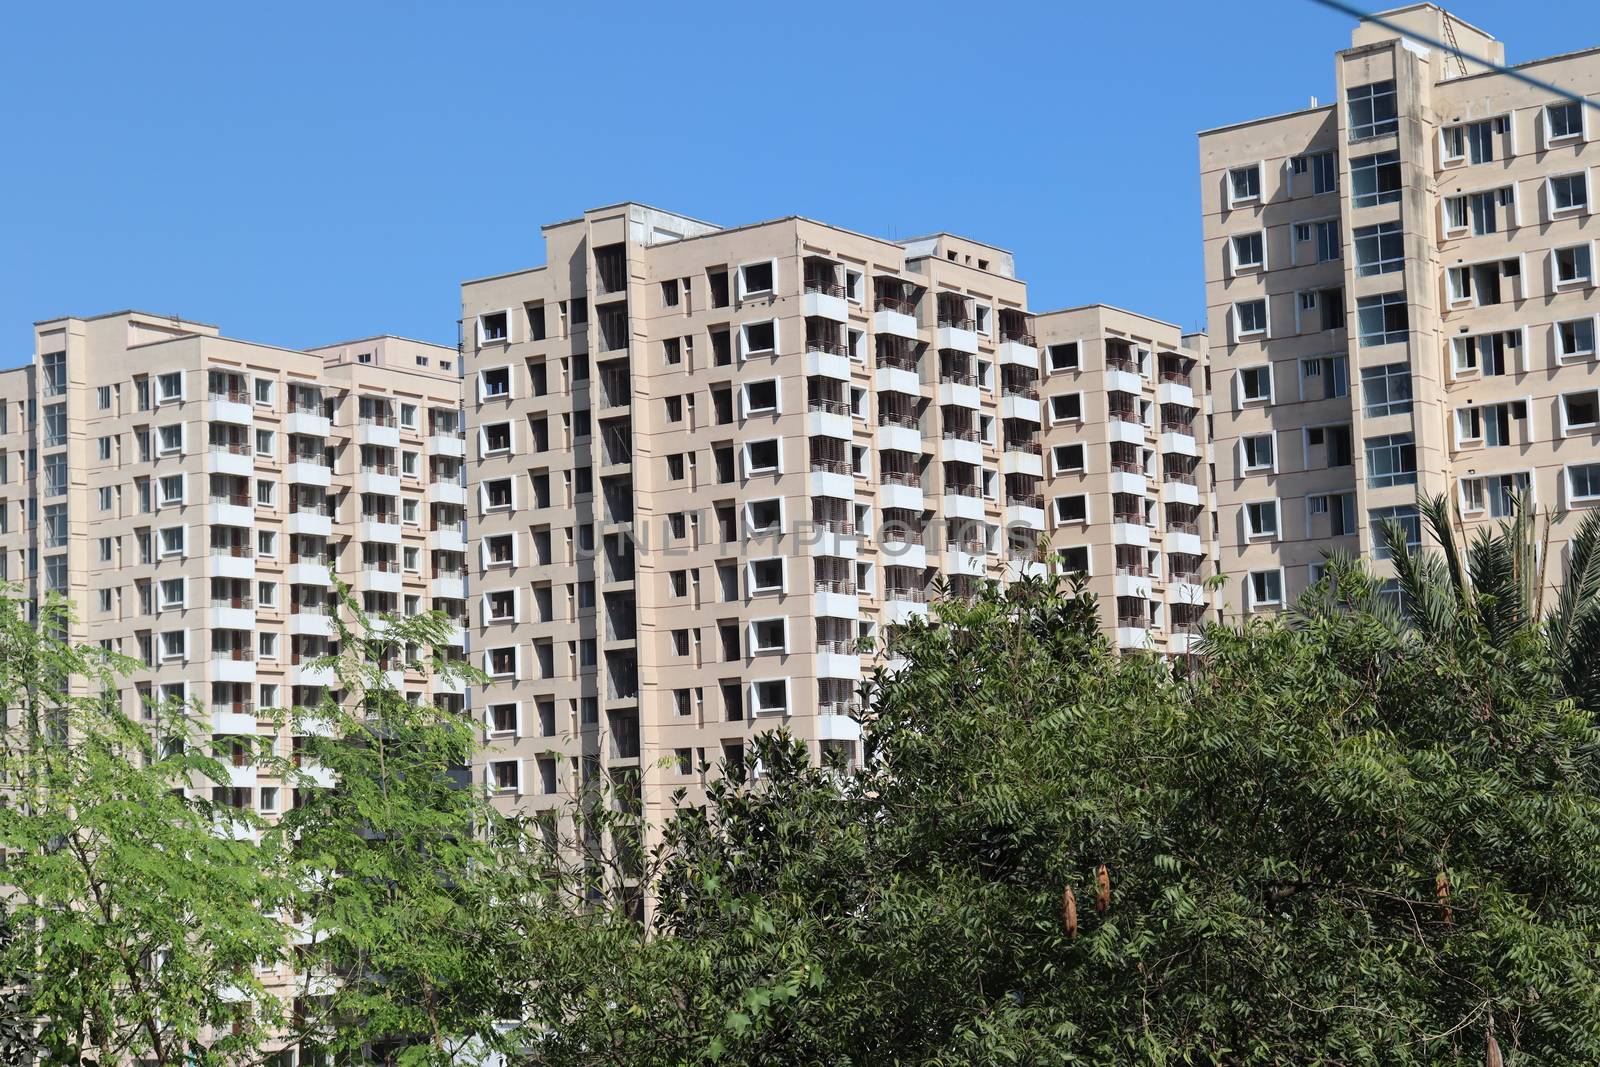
[
  {"x1": 275, "y1": 582, "x2": 534, "y2": 1066},
  {"x1": 508, "y1": 569, "x2": 1600, "y2": 1065},
  {"x1": 0, "y1": 593, "x2": 294, "y2": 1065}
]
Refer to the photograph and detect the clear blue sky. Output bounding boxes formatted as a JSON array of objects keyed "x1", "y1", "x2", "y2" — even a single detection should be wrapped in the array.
[{"x1": 0, "y1": 1, "x2": 1587, "y2": 358}]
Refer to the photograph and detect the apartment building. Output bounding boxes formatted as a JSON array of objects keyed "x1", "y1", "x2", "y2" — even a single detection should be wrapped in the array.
[
  {"x1": 6, "y1": 310, "x2": 465, "y2": 825},
  {"x1": 1035, "y1": 306, "x2": 1218, "y2": 654},
  {"x1": 1201, "y1": 4, "x2": 1600, "y2": 614},
  {"x1": 460, "y1": 202, "x2": 1054, "y2": 847}
]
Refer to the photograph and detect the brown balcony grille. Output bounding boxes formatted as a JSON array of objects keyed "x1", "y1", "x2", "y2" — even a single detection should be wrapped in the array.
[
  {"x1": 805, "y1": 278, "x2": 846, "y2": 298},
  {"x1": 875, "y1": 294, "x2": 917, "y2": 316}
]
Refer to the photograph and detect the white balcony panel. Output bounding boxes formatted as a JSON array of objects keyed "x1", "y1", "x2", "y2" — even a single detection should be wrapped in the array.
[
  {"x1": 814, "y1": 589, "x2": 860, "y2": 619},
  {"x1": 807, "y1": 411, "x2": 854, "y2": 441},
  {"x1": 209, "y1": 553, "x2": 255, "y2": 580},
  {"x1": 817, "y1": 713, "x2": 863, "y2": 741},
  {"x1": 937, "y1": 435, "x2": 983, "y2": 466},
  {"x1": 1159, "y1": 432, "x2": 1198, "y2": 457},
  {"x1": 205, "y1": 450, "x2": 254, "y2": 476},
  {"x1": 1168, "y1": 631, "x2": 1200, "y2": 655},
  {"x1": 284, "y1": 461, "x2": 332, "y2": 487},
  {"x1": 942, "y1": 492, "x2": 987, "y2": 522},
  {"x1": 1113, "y1": 574, "x2": 1152, "y2": 599},
  {"x1": 434, "y1": 673, "x2": 467, "y2": 695},
  {"x1": 1112, "y1": 522, "x2": 1150, "y2": 547},
  {"x1": 1169, "y1": 580, "x2": 1207, "y2": 606},
  {"x1": 809, "y1": 529, "x2": 860, "y2": 559},
  {"x1": 427, "y1": 434, "x2": 467, "y2": 457},
  {"x1": 1004, "y1": 559, "x2": 1047, "y2": 581},
  {"x1": 872, "y1": 308, "x2": 919, "y2": 339},
  {"x1": 884, "y1": 600, "x2": 930, "y2": 626},
  {"x1": 293, "y1": 664, "x2": 339, "y2": 687},
  {"x1": 936, "y1": 325, "x2": 979, "y2": 353},
  {"x1": 286, "y1": 562, "x2": 332, "y2": 585},
  {"x1": 1000, "y1": 450, "x2": 1043, "y2": 478},
  {"x1": 803, "y1": 290, "x2": 849, "y2": 322},
  {"x1": 936, "y1": 381, "x2": 981, "y2": 409},
  {"x1": 874, "y1": 366, "x2": 921, "y2": 396},
  {"x1": 431, "y1": 576, "x2": 467, "y2": 600},
  {"x1": 226, "y1": 763, "x2": 257, "y2": 788},
  {"x1": 206, "y1": 503, "x2": 255, "y2": 529},
  {"x1": 1000, "y1": 395, "x2": 1041, "y2": 423},
  {"x1": 997, "y1": 340, "x2": 1040, "y2": 369},
  {"x1": 357, "y1": 520, "x2": 402, "y2": 544},
  {"x1": 287, "y1": 512, "x2": 333, "y2": 538},
  {"x1": 210, "y1": 657, "x2": 256, "y2": 683},
  {"x1": 879, "y1": 539, "x2": 927, "y2": 570},
  {"x1": 879, "y1": 482, "x2": 924, "y2": 512},
  {"x1": 803, "y1": 350, "x2": 852, "y2": 382},
  {"x1": 357, "y1": 568, "x2": 403, "y2": 594},
  {"x1": 299, "y1": 759, "x2": 337, "y2": 788},
  {"x1": 206, "y1": 399, "x2": 254, "y2": 426},
  {"x1": 1158, "y1": 382, "x2": 1195, "y2": 407},
  {"x1": 1161, "y1": 481, "x2": 1201, "y2": 506},
  {"x1": 815, "y1": 652, "x2": 862, "y2": 680},
  {"x1": 429, "y1": 528, "x2": 466, "y2": 552},
  {"x1": 288, "y1": 612, "x2": 334, "y2": 636},
  {"x1": 1109, "y1": 470, "x2": 1147, "y2": 496},
  {"x1": 943, "y1": 548, "x2": 986, "y2": 577},
  {"x1": 1004, "y1": 504, "x2": 1046, "y2": 531},
  {"x1": 211, "y1": 710, "x2": 258, "y2": 735},
  {"x1": 875, "y1": 423, "x2": 921, "y2": 454},
  {"x1": 1116, "y1": 627, "x2": 1151, "y2": 650},
  {"x1": 1168, "y1": 531, "x2": 1204, "y2": 556},
  {"x1": 357, "y1": 422, "x2": 401, "y2": 448},
  {"x1": 208, "y1": 606, "x2": 256, "y2": 631},
  {"x1": 1108, "y1": 420, "x2": 1148, "y2": 445},
  {"x1": 284, "y1": 411, "x2": 331, "y2": 437},
  {"x1": 359, "y1": 471, "x2": 402, "y2": 497},
  {"x1": 807, "y1": 470, "x2": 855, "y2": 501},
  {"x1": 426, "y1": 481, "x2": 468, "y2": 505},
  {"x1": 1105, "y1": 369, "x2": 1145, "y2": 395}
]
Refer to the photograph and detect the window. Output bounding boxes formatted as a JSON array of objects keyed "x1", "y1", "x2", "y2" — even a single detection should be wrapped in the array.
[
  {"x1": 255, "y1": 429, "x2": 274, "y2": 456},
  {"x1": 255, "y1": 480, "x2": 275, "y2": 507},
  {"x1": 1551, "y1": 173, "x2": 1589, "y2": 214},
  {"x1": 43, "y1": 404, "x2": 66, "y2": 447},
  {"x1": 1353, "y1": 221, "x2": 1403, "y2": 276},
  {"x1": 1241, "y1": 434, "x2": 1275, "y2": 472},
  {"x1": 1054, "y1": 495, "x2": 1087, "y2": 524},
  {"x1": 749, "y1": 558, "x2": 784, "y2": 595},
  {"x1": 159, "y1": 526, "x2": 186, "y2": 557},
  {"x1": 257, "y1": 530, "x2": 276, "y2": 557},
  {"x1": 1562, "y1": 390, "x2": 1599, "y2": 433},
  {"x1": 98, "y1": 487, "x2": 113, "y2": 512},
  {"x1": 1558, "y1": 318, "x2": 1597, "y2": 361},
  {"x1": 160, "y1": 631, "x2": 187, "y2": 661},
  {"x1": 157, "y1": 424, "x2": 183, "y2": 454},
  {"x1": 482, "y1": 422, "x2": 512, "y2": 453},
  {"x1": 741, "y1": 320, "x2": 776, "y2": 357},
  {"x1": 43, "y1": 453, "x2": 66, "y2": 497},
  {"x1": 1245, "y1": 500, "x2": 1279, "y2": 539},
  {"x1": 257, "y1": 580, "x2": 277, "y2": 609},
  {"x1": 1231, "y1": 232, "x2": 1264, "y2": 271},
  {"x1": 1555, "y1": 244, "x2": 1593, "y2": 286},
  {"x1": 1347, "y1": 80, "x2": 1397, "y2": 139},
  {"x1": 738, "y1": 261, "x2": 775, "y2": 296},
  {"x1": 1293, "y1": 151, "x2": 1338, "y2": 194},
  {"x1": 1547, "y1": 101, "x2": 1584, "y2": 143},
  {"x1": 1569, "y1": 463, "x2": 1600, "y2": 502},
  {"x1": 480, "y1": 312, "x2": 508, "y2": 343},
  {"x1": 750, "y1": 618, "x2": 787, "y2": 654},
  {"x1": 398, "y1": 403, "x2": 418, "y2": 430},
  {"x1": 1248, "y1": 570, "x2": 1284, "y2": 609},
  {"x1": 1049, "y1": 393, "x2": 1082, "y2": 422},
  {"x1": 751, "y1": 678, "x2": 789, "y2": 715},
  {"x1": 1238, "y1": 365, "x2": 1272, "y2": 404},
  {"x1": 489, "y1": 760, "x2": 520, "y2": 795},
  {"x1": 1228, "y1": 165, "x2": 1262, "y2": 204},
  {"x1": 1365, "y1": 433, "x2": 1417, "y2": 488},
  {"x1": 1052, "y1": 443, "x2": 1085, "y2": 473},
  {"x1": 1463, "y1": 472, "x2": 1531, "y2": 517},
  {"x1": 97, "y1": 385, "x2": 112, "y2": 410},
  {"x1": 744, "y1": 439, "x2": 780, "y2": 476},
  {"x1": 1234, "y1": 299, "x2": 1267, "y2": 338},
  {"x1": 747, "y1": 498, "x2": 783, "y2": 534},
  {"x1": 1442, "y1": 119, "x2": 1495, "y2": 165},
  {"x1": 743, "y1": 379, "x2": 779, "y2": 415},
  {"x1": 1369, "y1": 505, "x2": 1421, "y2": 560},
  {"x1": 1047, "y1": 342, "x2": 1080, "y2": 372},
  {"x1": 487, "y1": 647, "x2": 517, "y2": 678},
  {"x1": 1361, "y1": 363, "x2": 1412, "y2": 417},
  {"x1": 1356, "y1": 292, "x2": 1408, "y2": 346},
  {"x1": 254, "y1": 378, "x2": 274, "y2": 406},
  {"x1": 157, "y1": 372, "x2": 183, "y2": 403},
  {"x1": 481, "y1": 367, "x2": 510, "y2": 398},
  {"x1": 1350, "y1": 151, "x2": 1401, "y2": 208},
  {"x1": 97, "y1": 436, "x2": 112, "y2": 461},
  {"x1": 1452, "y1": 331, "x2": 1519, "y2": 377}
]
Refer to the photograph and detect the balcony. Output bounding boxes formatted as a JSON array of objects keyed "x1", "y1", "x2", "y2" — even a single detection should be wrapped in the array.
[
  {"x1": 1160, "y1": 478, "x2": 1201, "y2": 507},
  {"x1": 874, "y1": 362, "x2": 921, "y2": 397},
  {"x1": 287, "y1": 609, "x2": 334, "y2": 636},
  {"x1": 944, "y1": 541, "x2": 986, "y2": 578},
  {"x1": 936, "y1": 375, "x2": 981, "y2": 410},
  {"x1": 884, "y1": 589, "x2": 930, "y2": 626},
  {"x1": 875, "y1": 413, "x2": 921, "y2": 455},
  {"x1": 999, "y1": 391, "x2": 1041, "y2": 424},
  {"x1": 357, "y1": 464, "x2": 401, "y2": 497},
  {"x1": 207, "y1": 602, "x2": 256, "y2": 631},
  {"x1": 817, "y1": 707, "x2": 864, "y2": 742},
  {"x1": 807, "y1": 461, "x2": 854, "y2": 502},
  {"x1": 426, "y1": 480, "x2": 468, "y2": 506},
  {"x1": 1157, "y1": 379, "x2": 1194, "y2": 407},
  {"x1": 210, "y1": 649, "x2": 256, "y2": 683},
  {"x1": 211, "y1": 707, "x2": 258, "y2": 735},
  {"x1": 803, "y1": 338, "x2": 852, "y2": 382},
  {"x1": 427, "y1": 431, "x2": 467, "y2": 458},
  {"x1": 356, "y1": 517, "x2": 401, "y2": 544},
  {"x1": 813, "y1": 578, "x2": 860, "y2": 619},
  {"x1": 936, "y1": 318, "x2": 979, "y2": 354},
  {"x1": 1159, "y1": 430, "x2": 1198, "y2": 457},
  {"x1": 287, "y1": 509, "x2": 333, "y2": 538},
  {"x1": 357, "y1": 417, "x2": 400, "y2": 448},
  {"x1": 285, "y1": 407, "x2": 331, "y2": 437},
  {"x1": 286, "y1": 560, "x2": 332, "y2": 585},
  {"x1": 291, "y1": 661, "x2": 339, "y2": 687},
  {"x1": 942, "y1": 483, "x2": 986, "y2": 521},
  {"x1": 1167, "y1": 527, "x2": 1204, "y2": 556},
  {"x1": 285, "y1": 460, "x2": 331, "y2": 487},
  {"x1": 209, "y1": 545, "x2": 255, "y2": 580},
  {"x1": 879, "y1": 470, "x2": 923, "y2": 512},
  {"x1": 1116, "y1": 626, "x2": 1151, "y2": 651},
  {"x1": 429, "y1": 526, "x2": 466, "y2": 552},
  {"x1": 1112, "y1": 519, "x2": 1150, "y2": 547},
  {"x1": 937, "y1": 430, "x2": 983, "y2": 466},
  {"x1": 1109, "y1": 463, "x2": 1147, "y2": 496},
  {"x1": 996, "y1": 334, "x2": 1040, "y2": 370},
  {"x1": 1105, "y1": 368, "x2": 1145, "y2": 395},
  {"x1": 815, "y1": 639, "x2": 863, "y2": 679},
  {"x1": 206, "y1": 392, "x2": 254, "y2": 426},
  {"x1": 205, "y1": 444, "x2": 254, "y2": 477},
  {"x1": 1003, "y1": 494, "x2": 1045, "y2": 532},
  {"x1": 432, "y1": 575, "x2": 467, "y2": 600},
  {"x1": 806, "y1": 399, "x2": 854, "y2": 441},
  {"x1": 356, "y1": 562, "x2": 403, "y2": 594},
  {"x1": 880, "y1": 527, "x2": 927, "y2": 569},
  {"x1": 999, "y1": 441, "x2": 1043, "y2": 478},
  {"x1": 803, "y1": 280, "x2": 849, "y2": 322},
  {"x1": 872, "y1": 296, "x2": 919, "y2": 339},
  {"x1": 206, "y1": 497, "x2": 255, "y2": 530}
]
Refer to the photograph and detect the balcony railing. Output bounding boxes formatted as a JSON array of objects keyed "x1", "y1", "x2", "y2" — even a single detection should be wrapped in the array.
[
  {"x1": 211, "y1": 544, "x2": 254, "y2": 558},
  {"x1": 1001, "y1": 383, "x2": 1040, "y2": 400},
  {"x1": 810, "y1": 459, "x2": 852, "y2": 476},
  {"x1": 878, "y1": 411, "x2": 919, "y2": 431},
  {"x1": 1008, "y1": 493, "x2": 1045, "y2": 509},
  {"x1": 938, "y1": 315, "x2": 976, "y2": 331},
  {"x1": 362, "y1": 560, "x2": 398, "y2": 573},
  {"x1": 948, "y1": 538, "x2": 985, "y2": 555},
  {"x1": 882, "y1": 471, "x2": 921, "y2": 488},
  {"x1": 209, "y1": 388, "x2": 250, "y2": 404},
  {"x1": 945, "y1": 483, "x2": 982, "y2": 498},
  {"x1": 875, "y1": 295, "x2": 917, "y2": 316},
  {"x1": 211, "y1": 648, "x2": 255, "y2": 662},
  {"x1": 210, "y1": 493, "x2": 250, "y2": 507},
  {"x1": 1004, "y1": 440, "x2": 1042, "y2": 455},
  {"x1": 1163, "y1": 470, "x2": 1198, "y2": 485},
  {"x1": 811, "y1": 518, "x2": 855, "y2": 535},
  {"x1": 1168, "y1": 520, "x2": 1200, "y2": 535},
  {"x1": 1111, "y1": 460, "x2": 1143, "y2": 475},
  {"x1": 806, "y1": 337, "x2": 848, "y2": 356},
  {"x1": 1112, "y1": 510, "x2": 1143, "y2": 524},
  {"x1": 881, "y1": 527, "x2": 923, "y2": 545},
  {"x1": 1163, "y1": 422, "x2": 1197, "y2": 436},
  {"x1": 211, "y1": 702, "x2": 255, "y2": 717},
  {"x1": 886, "y1": 587, "x2": 928, "y2": 603},
  {"x1": 1000, "y1": 330, "x2": 1037, "y2": 347},
  {"x1": 814, "y1": 578, "x2": 857, "y2": 595},
  {"x1": 939, "y1": 372, "x2": 978, "y2": 388},
  {"x1": 1109, "y1": 408, "x2": 1142, "y2": 425},
  {"x1": 1106, "y1": 355, "x2": 1139, "y2": 373},
  {"x1": 209, "y1": 441, "x2": 249, "y2": 455},
  {"x1": 941, "y1": 428, "x2": 980, "y2": 443},
  {"x1": 1115, "y1": 563, "x2": 1147, "y2": 576},
  {"x1": 818, "y1": 700, "x2": 863, "y2": 716},
  {"x1": 210, "y1": 596, "x2": 254, "y2": 610},
  {"x1": 805, "y1": 278, "x2": 846, "y2": 298},
  {"x1": 816, "y1": 639, "x2": 856, "y2": 656},
  {"x1": 1159, "y1": 369, "x2": 1192, "y2": 385},
  {"x1": 876, "y1": 352, "x2": 919, "y2": 373},
  {"x1": 359, "y1": 413, "x2": 397, "y2": 427},
  {"x1": 808, "y1": 398, "x2": 850, "y2": 416},
  {"x1": 360, "y1": 463, "x2": 399, "y2": 477}
]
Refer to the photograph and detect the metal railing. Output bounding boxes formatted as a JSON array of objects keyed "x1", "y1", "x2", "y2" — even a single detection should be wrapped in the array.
[{"x1": 875, "y1": 295, "x2": 917, "y2": 316}]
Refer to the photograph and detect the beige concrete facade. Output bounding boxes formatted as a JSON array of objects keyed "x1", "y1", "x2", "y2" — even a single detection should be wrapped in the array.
[
  {"x1": 460, "y1": 202, "x2": 1064, "y2": 851},
  {"x1": 7, "y1": 310, "x2": 465, "y2": 826},
  {"x1": 1201, "y1": 4, "x2": 1600, "y2": 614},
  {"x1": 1035, "y1": 306, "x2": 1220, "y2": 654}
]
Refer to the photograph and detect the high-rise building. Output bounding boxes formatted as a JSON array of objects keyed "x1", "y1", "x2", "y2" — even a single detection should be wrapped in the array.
[
  {"x1": 7, "y1": 310, "x2": 466, "y2": 819},
  {"x1": 1201, "y1": 4, "x2": 1600, "y2": 614},
  {"x1": 1035, "y1": 306, "x2": 1218, "y2": 654},
  {"x1": 460, "y1": 202, "x2": 1054, "y2": 834}
]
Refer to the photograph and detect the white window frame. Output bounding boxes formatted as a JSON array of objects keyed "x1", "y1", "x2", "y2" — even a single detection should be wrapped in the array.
[
  {"x1": 478, "y1": 421, "x2": 515, "y2": 456},
  {"x1": 736, "y1": 259, "x2": 778, "y2": 300},
  {"x1": 1544, "y1": 100, "x2": 1587, "y2": 148},
  {"x1": 488, "y1": 758, "x2": 521, "y2": 795},
  {"x1": 1559, "y1": 390, "x2": 1600, "y2": 436},
  {"x1": 741, "y1": 438, "x2": 783, "y2": 477},
  {"x1": 748, "y1": 677, "x2": 791, "y2": 716},
  {"x1": 1239, "y1": 433, "x2": 1277, "y2": 474},
  {"x1": 747, "y1": 616, "x2": 788, "y2": 656},
  {"x1": 479, "y1": 476, "x2": 517, "y2": 513},
  {"x1": 1553, "y1": 242, "x2": 1595, "y2": 289},
  {"x1": 1243, "y1": 499, "x2": 1281, "y2": 541},
  {"x1": 740, "y1": 378, "x2": 781, "y2": 418},
  {"x1": 477, "y1": 311, "x2": 511, "y2": 346},
  {"x1": 738, "y1": 319, "x2": 779, "y2": 360},
  {"x1": 1566, "y1": 462, "x2": 1600, "y2": 505},
  {"x1": 747, "y1": 557, "x2": 786, "y2": 596},
  {"x1": 1548, "y1": 171, "x2": 1591, "y2": 219},
  {"x1": 1247, "y1": 568, "x2": 1285, "y2": 610},
  {"x1": 1556, "y1": 316, "x2": 1599, "y2": 362},
  {"x1": 1236, "y1": 364, "x2": 1274, "y2": 406},
  {"x1": 1048, "y1": 392, "x2": 1083, "y2": 425},
  {"x1": 1050, "y1": 442, "x2": 1085, "y2": 475},
  {"x1": 1229, "y1": 231, "x2": 1267, "y2": 275},
  {"x1": 1046, "y1": 342, "x2": 1081, "y2": 373},
  {"x1": 479, "y1": 533, "x2": 520, "y2": 569},
  {"x1": 1053, "y1": 494, "x2": 1089, "y2": 527},
  {"x1": 477, "y1": 365, "x2": 513, "y2": 402},
  {"x1": 744, "y1": 497, "x2": 786, "y2": 536},
  {"x1": 1233, "y1": 299, "x2": 1269, "y2": 341},
  {"x1": 1227, "y1": 163, "x2": 1263, "y2": 207}
]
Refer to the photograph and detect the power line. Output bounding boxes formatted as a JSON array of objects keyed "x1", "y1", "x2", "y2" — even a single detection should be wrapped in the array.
[{"x1": 1305, "y1": 0, "x2": 1600, "y2": 112}]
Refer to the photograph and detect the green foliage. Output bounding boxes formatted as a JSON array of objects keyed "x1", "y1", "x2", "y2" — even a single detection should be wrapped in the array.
[
  {"x1": 509, "y1": 567, "x2": 1600, "y2": 1065},
  {"x1": 0, "y1": 593, "x2": 294, "y2": 1065}
]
